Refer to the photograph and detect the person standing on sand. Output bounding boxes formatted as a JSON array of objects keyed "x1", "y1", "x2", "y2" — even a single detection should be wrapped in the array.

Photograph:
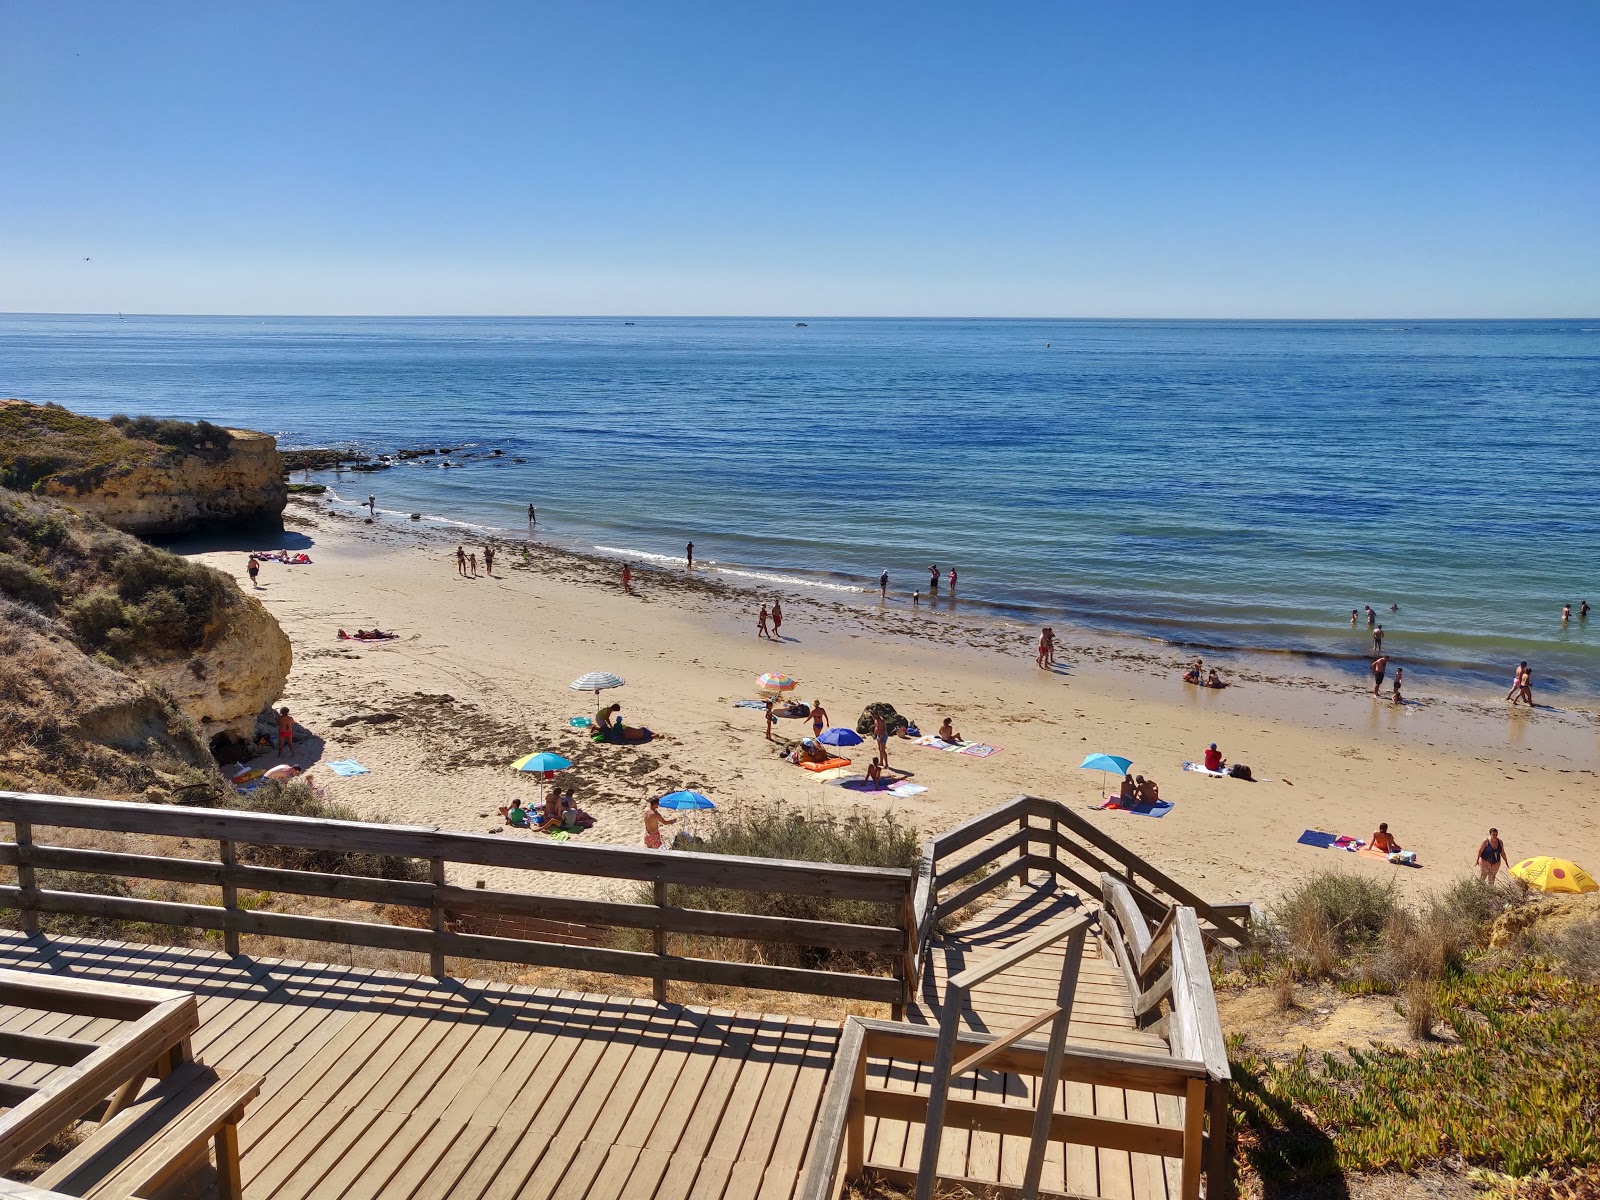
[
  {"x1": 764, "y1": 699, "x2": 776, "y2": 741},
  {"x1": 644, "y1": 797, "x2": 677, "y2": 850},
  {"x1": 873, "y1": 713, "x2": 890, "y2": 767},
  {"x1": 757, "y1": 605, "x2": 770, "y2": 638},
  {"x1": 1506, "y1": 661, "x2": 1528, "y2": 704},
  {"x1": 456, "y1": 546, "x2": 467, "y2": 577},
  {"x1": 879, "y1": 571, "x2": 889, "y2": 601},
  {"x1": 367, "y1": 495, "x2": 376, "y2": 516},
  {"x1": 621, "y1": 563, "x2": 632, "y2": 593},
  {"x1": 811, "y1": 700, "x2": 828, "y2": 738},
  {"x1": 771, "y1": 599, "x2": 783, "y2": 638},
  {"x1": 1392, "y1": 666, "x2": 1403, "y2": 703},
  {"x1": 1373, "y1": 625, "x2": 1384, "y2": 652},
  {"x1": 468, "y1": 552, "x2": 478, "y2": 576},
  {"x1": 247, "y1": 556, "x2": 260, "y2": 588},
  {"x1": 1371, "y1": 654, "x2": 1388, "y2": 696},
  {"x1": 686, "y1": 542, "x2": 694, "y2": 569},
  {"x1": 483, "y1": 546, "x2": 494, "y2": 575},
  {"x1": 1475, "y1": 828, "x2": 1506, "y2": 882},
  {"x1": 1519, "y1": 663, "x2": 1535, "y2": 706},
  {"x1": 276, "y1": 707, "x2": 294, "y2": 758}
]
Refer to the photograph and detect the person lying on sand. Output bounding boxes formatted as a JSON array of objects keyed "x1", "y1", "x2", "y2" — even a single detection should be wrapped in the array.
[
  {"x1": 936, "y1": 718, "x2": 962, "y2": 744},
  {"x1": 794, "y1": 737, "x2": 832, "y2": 765},
  {"x1": 338, "y1": 628, "x2": 397, "y2": 640},
  {"x1": 1370, "y1": 822, "x2": 1402, "y2": 854}
]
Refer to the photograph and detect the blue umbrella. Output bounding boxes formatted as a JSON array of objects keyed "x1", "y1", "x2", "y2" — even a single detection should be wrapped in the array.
[
  {"x1": 817, "y1": 727, "x2": 864, "y2": 747},
  {"x1": 512, "y1": 751, "x2": 573, "y2": 773},
  {"x1": 1080, "y1": 752, "x2": 1133, "y2": 797},
  {"x1": 658, "y1": 790, "x2": 716, "y2": 811}
]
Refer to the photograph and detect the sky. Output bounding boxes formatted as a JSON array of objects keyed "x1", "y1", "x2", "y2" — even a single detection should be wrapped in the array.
[{"x1": 2, "y1": 1, "x2": 1597, "y2": 317}]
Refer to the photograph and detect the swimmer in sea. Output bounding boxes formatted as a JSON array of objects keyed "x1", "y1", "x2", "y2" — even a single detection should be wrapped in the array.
[{"x1": 929, "y1": 565, "x2": 939, "y2": 592}]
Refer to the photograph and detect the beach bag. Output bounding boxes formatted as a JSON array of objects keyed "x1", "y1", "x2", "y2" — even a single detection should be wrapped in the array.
[{"x1": 1228, "y1": 763, "x2": 1254, "y2": 781}]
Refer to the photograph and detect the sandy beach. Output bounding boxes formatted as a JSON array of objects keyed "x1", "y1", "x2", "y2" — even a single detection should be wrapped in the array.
[{"x1": 193, "y1": 497, "x2": 1600, "y2": 908}]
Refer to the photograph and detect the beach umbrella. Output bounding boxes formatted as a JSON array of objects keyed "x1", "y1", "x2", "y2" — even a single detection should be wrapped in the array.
[
  {"x1": 1510, "y1": 856, "x2": 1597, "y2": 895},
  {"x1": 818, "y1": 727, "x2": 864, "y2": 747},
  {"x1": 657, "y1": 790, "x2": 716, "y2": 811},
  {"x1": 570, "y1": 671, "x2": 625, "y2": 695},
  {"x1": 757, "y1": 672, "x2": 797, "y2": 693},
  {"x1": 1079, "y1": 752, "x2": 1133, "y2": 797},
  {"x1": 511, "y1": 751, "x2": 573, "y2": 774}
]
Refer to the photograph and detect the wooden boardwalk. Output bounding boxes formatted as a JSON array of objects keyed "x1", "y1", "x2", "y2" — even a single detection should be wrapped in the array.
[
  {"x1": 863, "y1": 880, "x2": 1188, "y2": 1197},
  {"x1": 0, "y1": 932, "x2": 837, "y2": 1200}
]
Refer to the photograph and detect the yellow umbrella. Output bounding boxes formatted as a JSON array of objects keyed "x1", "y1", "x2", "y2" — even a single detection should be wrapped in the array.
[{"x1": 1510, "y1": 856, "x2": 1597, "y2": 894}]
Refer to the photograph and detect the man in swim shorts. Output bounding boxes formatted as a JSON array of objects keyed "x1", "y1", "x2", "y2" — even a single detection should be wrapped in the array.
[{"x1": 1371, "y1": 655, "x2": 1388, "y2": 697}]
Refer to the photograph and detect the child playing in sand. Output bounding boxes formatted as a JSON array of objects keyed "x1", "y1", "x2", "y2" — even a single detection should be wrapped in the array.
[{"x1": 644, "y1": 797, "x2": 677, "y2": 849}]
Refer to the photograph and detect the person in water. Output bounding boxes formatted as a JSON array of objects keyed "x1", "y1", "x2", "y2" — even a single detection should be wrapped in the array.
[
  {"x1": 879, "y1": 571, "x2": 889, "y2": 600},
  {"x1": 685, "y1": 541, "x2": 693, "y2": 569},
  {"x1": 929, "y1": 564, "x2": 940, "y2": 592},
  {"x1": 1350, "y1": 609, "x2": 1359, "y2": 626},
  {"x1": 1475, "y1": 828, "x2": 1506, "y2": 882},
  {"x1": 1581, "y1": 600, "x2": 1591, "y2": 619},
  {"x1": 948, "y1": 567, "x2": 957, "y2": 589},
  {"x1": 1562, "y1": 604, "x2": 1572, "y2": 623}
]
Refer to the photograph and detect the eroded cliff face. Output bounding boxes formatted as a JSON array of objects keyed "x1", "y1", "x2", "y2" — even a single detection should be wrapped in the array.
[
  {"x1": 40, "y1": 428, "x2": 288, "y2": 537},
  {"x1": 140, "y1": 585, "x2": 293, "y2": 741}
]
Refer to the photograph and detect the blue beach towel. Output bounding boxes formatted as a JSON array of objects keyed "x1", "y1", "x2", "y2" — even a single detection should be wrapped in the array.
[
  {"x1": 325, "y1": 759, "x2": 370, "y2": 777},
  {"x1": 1297, "y1": 830, "x2": 1339, "y2": 848}
]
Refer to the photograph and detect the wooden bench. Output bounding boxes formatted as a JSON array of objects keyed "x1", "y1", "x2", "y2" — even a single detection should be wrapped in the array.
[{"x1": 30, "y1": 1062, "x2": 260, "y2": 1200}]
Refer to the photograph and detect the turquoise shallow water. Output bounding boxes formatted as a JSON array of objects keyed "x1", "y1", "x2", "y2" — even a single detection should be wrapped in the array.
[{"x1": 3, "y1": 314, "x2": 1597, "y2": 698}]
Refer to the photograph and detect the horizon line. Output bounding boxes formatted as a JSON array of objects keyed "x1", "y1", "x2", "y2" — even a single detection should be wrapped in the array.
[{"x1": 6, "y1": 311, "x2": 1600, "y2": 323}]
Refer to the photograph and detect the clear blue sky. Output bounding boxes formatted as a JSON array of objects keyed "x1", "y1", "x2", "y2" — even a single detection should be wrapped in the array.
[{"x1": 3, "y1": 1, "x2": 1597, "y2": 317}]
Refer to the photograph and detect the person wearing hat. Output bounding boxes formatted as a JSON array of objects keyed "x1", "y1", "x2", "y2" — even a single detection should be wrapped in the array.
[{"x1": 1203, "y1": 743, "x2": 1225, "y2": 772}]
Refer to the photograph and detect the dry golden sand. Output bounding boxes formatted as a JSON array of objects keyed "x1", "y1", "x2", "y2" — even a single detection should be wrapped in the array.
[{"x1": 192, "y1": 497, "x2": 1600, "y2": 906}]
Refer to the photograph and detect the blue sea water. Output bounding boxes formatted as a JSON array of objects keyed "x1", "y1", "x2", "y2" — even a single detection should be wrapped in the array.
[{"x1": 3, "y1": 314, "x2": 1597, "y2": 699}]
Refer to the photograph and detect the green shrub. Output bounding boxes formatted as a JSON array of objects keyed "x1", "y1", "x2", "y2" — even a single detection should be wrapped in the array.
[
  {"x1": 108, "y1": 414, "x2": 234, "y2": 454},
  {"x1": 66, "y1": 589, "x2": 132, "y2": 650},
  {"x1": 1272, "y1": 871, "x2": 1398, "y2": 976},
  {"x1": 0, "y1": 554, "x2": 56, "y2": 611},
  {"x1": 220, "y1": 780, "x2": 429, "y2": 881},
  {"x1": 638, "y1": 802, "x2": 919, "y2": 973}
]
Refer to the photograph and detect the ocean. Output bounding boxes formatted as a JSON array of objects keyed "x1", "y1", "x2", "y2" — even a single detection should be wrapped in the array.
[{"x1": 3, "y1": 314, "x2": 1597, "y2": 699}]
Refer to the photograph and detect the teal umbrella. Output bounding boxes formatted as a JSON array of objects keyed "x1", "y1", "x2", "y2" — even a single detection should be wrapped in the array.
[
  {"x1": 511, "y1": 751, "x2": 573, "y2": 773},
  {"x1": 1080, "y1": 752, "x2": 1132, "y2": 797}
]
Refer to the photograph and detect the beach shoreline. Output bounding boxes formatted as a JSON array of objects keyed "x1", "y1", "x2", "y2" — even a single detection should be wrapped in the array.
[{"x1": 186, "y1": 495, "x2": 1600, "y2": 908}]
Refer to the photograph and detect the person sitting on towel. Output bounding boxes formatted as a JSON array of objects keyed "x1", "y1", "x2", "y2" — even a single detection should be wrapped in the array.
[
  {"x1": 503, "y1": 800, "x2": 531, "y2": 828},
  {"x1": 936, "y1": 717, "x2": 962, "y2": 744},
  {"x1": 1118, "y1": 774, "x2": 1137, "y2": 804},
  {"x1": 1143, "y1": 777, "x2": 1161, "y2": 803},
  {"x1": 1203, "y1": 743, "x2": 1226, "y2": 772},
  {"x1": 866, "y1": 757, "x2": 886, "y2": 788},
  {"x1": 1370, "y1": 822, "x2": 1402, "y2": 854},
  {"x1": 534, "y1": 789, "x2": 564, "y2": 833},
  {"x1": 797, "y1": 737, "x2": 832, "y2": 764}
]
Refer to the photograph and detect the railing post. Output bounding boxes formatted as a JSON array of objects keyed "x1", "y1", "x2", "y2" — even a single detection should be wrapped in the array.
[
  {"x1": 652, "y1": 879, "x2": 668, "y2": 1004},
  {"x1": 13, "y1": 819, "x2": 38, "y2": 935},
  {"x1": 1018, "y1": 814, "x2": 1030, "y2": 885},
  {"x1": 896, "y1": 875, "x2": 916, "y2": 1020},
  {"x1": 219, "y1": 839, "x2": 240, "y2": 957},
  {"x1": 1206, "y1": 1080, "x2": 1234, "y2": 1199},
  {"x1": 1021, "y1": 921, "x2": 1086, "y2": 1198},
  {"x1": 846, "y1": 1034, "x2": 867, "y2": 1178},
  {"x1": 914, "y1": 984, "x2": 965, "y2": 1200},
  {"x1": 1050, "y1": 811, "x2": 1060, "y2": 874},
  {"x1": 429, "y1": 856, "x2": 447, "y2": 978}
]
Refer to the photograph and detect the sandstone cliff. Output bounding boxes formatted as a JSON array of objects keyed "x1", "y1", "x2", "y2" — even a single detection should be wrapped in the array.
[
  {"x1": 0, "y1": 493, "x2": 292, "y2": 796},
  {"x1": 0, "y1": 401, "x2": 287, "y2": 536}
]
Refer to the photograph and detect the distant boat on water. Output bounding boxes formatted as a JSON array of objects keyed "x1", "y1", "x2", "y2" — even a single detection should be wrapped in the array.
[{"x1": 795, "y1": 322, "x2": 808, "y2": 327}]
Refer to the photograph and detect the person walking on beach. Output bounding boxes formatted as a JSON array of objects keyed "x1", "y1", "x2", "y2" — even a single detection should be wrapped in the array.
[
  {"x1": 771, "y1": 599, "x2": 783, "y2": 638},
  {"x1": 879, "y1": 571, "x2": 889, "y2": 601},
  {"x1": 929, "y1": 564, "x2": 940, "y2": 592},
  {"x1": 685, "y1": 542, "x2": 694, "y2": 570},
  {"x1": 764, "y1": 699, "x2": 776, "y2": 741},
  {"x1": 1506, "y1": 661, "x2": 1528, "y2": 704},
  {"x1": 1371, "y1": 654, "x2": 1388, "y2": 697},
  {"x1": 644, "y1": 797, "x2": 676, "y2": 850},
  {"x1": 811, "y1": 700, "x2": 828, "y2": 738},
  {"x1": 456, "y1": 546, "x2": 467, "y2": 577},
  {"x1": 1475, "y1": 828, "x2": 1506, "y2": 882},
  {"x1": 1372, "y1": 624, "x2": 1384, "y2": 652},
  {"x1": 483, "y1": 546, "x2": 494, "y2": 575},
  {"x1": 1037, "y1": 627, "x2": 1056, "y2": 669},
  {"x1": 468, "y1": 551, "x2": 478, "y2": 576},
  {"x1": 367, "y1": 495, "x2": 376, "y2": 517},
  {"x1": 622, "y1": 563, "x2": 632, "y2": 593},
  {"x1": 1391, "y1": 666, "x2": 1404, "y2": 704},
  {"x1": 246, "y1": 556, "x2": 260, "y2": 589},
  {"x1": 276, "y1": 707, "x2": 294, "y2": 758},
  {"x1": 757, "y1": 605, "x2": 770, "y2": 638},
  {"x1": 1519, "y1": 663, "x2": 1535, "y2": 706},
  {"x1": 873, "y1": 712, "x2": 890, "y2": 767}
]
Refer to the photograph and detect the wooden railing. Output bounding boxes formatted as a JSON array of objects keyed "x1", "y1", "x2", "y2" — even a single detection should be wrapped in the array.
[
  {"x1": 0, "y1": 791, "x2": 912, "y2": 1009},
  {"x1": 902, "y1": 795, "x2": 1255, "y2": 1004}
]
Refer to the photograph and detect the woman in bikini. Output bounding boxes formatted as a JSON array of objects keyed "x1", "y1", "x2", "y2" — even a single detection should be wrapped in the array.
[{"x1": 810, "y1": 700, "x2": 828, "y2": 738}]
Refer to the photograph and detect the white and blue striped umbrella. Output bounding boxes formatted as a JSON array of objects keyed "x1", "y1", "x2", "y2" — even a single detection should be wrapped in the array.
[{"x1": 570, "y1": 671, "x2": 626, "y2": 694}]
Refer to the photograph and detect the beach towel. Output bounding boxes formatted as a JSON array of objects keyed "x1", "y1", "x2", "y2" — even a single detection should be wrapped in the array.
[
  {"x1": 886, "y1": 780, "x2": 928, "y2": 797},
  {"x1": 1358, "y1": 846, "x2": 1421, "y2": 867},
  {"x1": 1182, "y1": 761, "x2": 1229, "y2": 778},
  {"x1": 801, "y1": 757, "x2": 852, "y2": 773},
  {"x1": 325, "y1": 759, "x2": 370, "y2": 777},
  {"x1": 959, "y1": 743, "x2": 1001, "y2": 758},
  {"x1": 1296, "y1": 830, "x2": 1339, "y2": 848},
  {"x1": 732, "y1": 700, "x2": 767, "y2": 710},
  {"x1": 1093, "y1": 797, "x2": 1173, "y2": 817}
]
